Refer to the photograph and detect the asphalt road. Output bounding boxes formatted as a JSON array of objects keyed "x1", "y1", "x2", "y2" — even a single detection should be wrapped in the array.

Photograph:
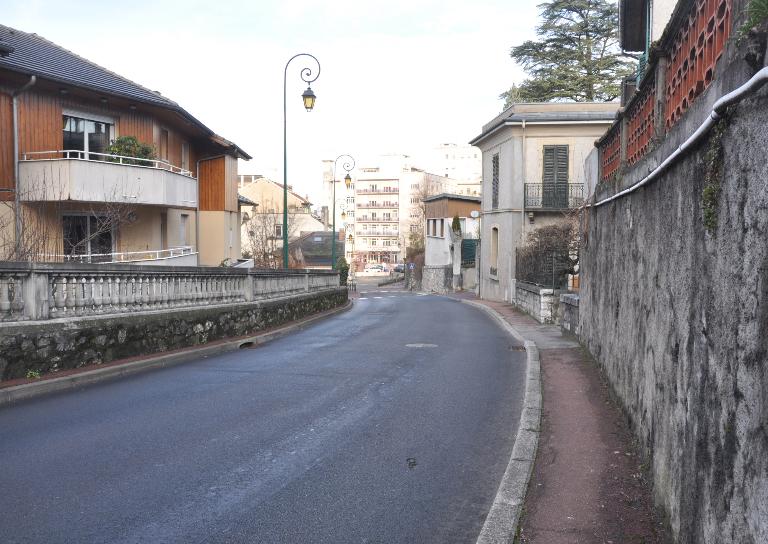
[{"x1": 0, "y1": 287, "x2": 526, "y2": 544}]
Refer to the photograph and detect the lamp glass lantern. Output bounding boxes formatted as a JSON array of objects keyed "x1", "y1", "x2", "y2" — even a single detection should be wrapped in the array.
[
  {"x1": 344, "y1": 173, "x2": 352, "y2": 188},
  {"x1": 301, "y1": 86, "x2": 316, "y2": 111}
]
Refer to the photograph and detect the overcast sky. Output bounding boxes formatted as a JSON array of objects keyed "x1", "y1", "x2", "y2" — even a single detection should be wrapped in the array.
[{"x1": 4, "y1": 0, "x2": 539, "y2": 203}]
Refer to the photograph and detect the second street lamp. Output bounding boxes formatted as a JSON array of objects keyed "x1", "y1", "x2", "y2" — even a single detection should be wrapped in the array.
[
  {"x1": 330, "y1": 154, "x2": 355, "y2": 270},
  {"x1": 283, "y1": 53, "x2": 320, "y2": 268}
]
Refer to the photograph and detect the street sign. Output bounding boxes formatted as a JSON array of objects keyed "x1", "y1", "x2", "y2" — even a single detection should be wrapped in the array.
[{"x1": 408, "y1": 263, "x2": 415, "y2": 270}]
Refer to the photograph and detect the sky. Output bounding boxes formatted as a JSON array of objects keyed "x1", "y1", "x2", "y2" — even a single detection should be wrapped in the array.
[{"x1": 3, "y1": 0, "x2": 539, "y2": 204}]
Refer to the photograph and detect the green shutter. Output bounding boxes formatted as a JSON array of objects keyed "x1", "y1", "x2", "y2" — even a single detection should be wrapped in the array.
[{"x1": 543, "y1": 145, "x2": 568, "y2": 184}]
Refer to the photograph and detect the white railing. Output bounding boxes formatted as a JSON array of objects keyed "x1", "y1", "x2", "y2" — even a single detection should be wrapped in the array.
[
  {"x1": 43, "y1": 246, "x2": 195, "y2": 264},
  {"x1": 0, "y1": 264, "x2": 340, "y2": 322},
  {"x1": 21, "y1": 150, "x2": 194, "y2": 178}
]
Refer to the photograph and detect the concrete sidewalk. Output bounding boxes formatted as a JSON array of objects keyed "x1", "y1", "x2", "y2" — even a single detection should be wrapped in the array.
[{"x1": 449, "y1": 294, "x2": 670, "y2": 543}]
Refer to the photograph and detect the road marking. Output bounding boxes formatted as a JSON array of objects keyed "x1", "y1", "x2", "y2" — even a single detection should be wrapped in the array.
[
  {"x1": 359, "y1": 297, "x2": 368, "y2": 300},
  {"x1": 373, "y1": 296, "x2": 383, "y2": 299},
  {"x1": 405, "y1": 343, "x2": 438, "y2": 348}
]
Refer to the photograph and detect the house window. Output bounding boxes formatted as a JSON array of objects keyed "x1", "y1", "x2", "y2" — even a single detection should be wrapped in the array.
[
  {"x1": 491, "y1": 153, "x2": 499, "y2": 209},
  {"x1": 439, "y1": 219, "x2": 444, "y2": 237},
  {"x1": 62, "y1": 115, "x2": 114, "y2": 159},
  {"x1": 180, "y1": 214, "x2": 189, "y2": 246},
  {"x1": 62, "y1": 214, "x2": 114, "y2": 261},
  {"x1": 275, "y1": 224, "x2": 283, "y2": 238},
  {"x1": 490, "y1": 227, "x2": 499, "y2": 276},
  {"x1": 542, "y1": 145, "x2": 569, "y2": 208},
  {"x1": 411, "y1": 224, "x2": 418, "y2": 233},
  {"x1": 542, "y1": 145, "x2": 569, "y2": 183}
]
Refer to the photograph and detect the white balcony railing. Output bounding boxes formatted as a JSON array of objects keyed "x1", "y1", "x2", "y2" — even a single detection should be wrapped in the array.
[
  {"x1": 44, "y1": 246, "x2": 196, "y2": 265},
  {"x1": 21, "y1": 150, "x2": 194, "y2": 177},
  {"x1": 19, "y1": 150, "x2": 197, "y2": 208}
]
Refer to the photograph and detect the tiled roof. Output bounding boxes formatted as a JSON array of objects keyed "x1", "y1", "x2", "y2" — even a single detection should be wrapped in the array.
[
  {"x1": 0, "y1": 24, "x2": 251, "y2": 159},
  {"x1": 0, "y1": 25, "x2": 176, "y2": 107}
]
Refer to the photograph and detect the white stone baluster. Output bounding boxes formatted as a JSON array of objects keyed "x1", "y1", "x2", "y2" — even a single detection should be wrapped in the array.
[
  {"x1": 75, "y1": 277, "x2": 86, "y2": 315},
  {"x1": 54, "y1": 275, "x2": 67, "y2": 316},
  {"x1": 128, "y1": 277, "x2": 137, "y2": 310},
  {"x1": 0, "y1": 276, "x2": 10, "y2": 317},
  {"x1": 92, "y1": 276, "x2": 103, "y2": 312},
  {"x1": 110, "y1": 277, "x2": 120, "y2": 309}
]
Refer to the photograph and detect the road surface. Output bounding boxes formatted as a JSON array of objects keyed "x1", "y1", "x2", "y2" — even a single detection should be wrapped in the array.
[{"x1": 0, "y1": 286, "x2": 526, "y2": 543}]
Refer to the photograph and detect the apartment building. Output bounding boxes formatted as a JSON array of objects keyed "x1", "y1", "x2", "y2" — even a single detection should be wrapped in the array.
[
  {"x1": 469, "y1": 102, "x2": 617, "y2": 302},
  {"x1": 0, "y1": 25, "x2": 250, "y2": 266},
  {"x1": 323, "y1": 154, "x2": 455, "y2": 268}
]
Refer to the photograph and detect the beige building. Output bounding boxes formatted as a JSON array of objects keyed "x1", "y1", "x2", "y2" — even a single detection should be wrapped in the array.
[
  {"x1": 469, "y1": 102, "x2": 618, "y2": 302},
  {"x1": 238, "y1": 175, "x2": 324, "y2": 266}
]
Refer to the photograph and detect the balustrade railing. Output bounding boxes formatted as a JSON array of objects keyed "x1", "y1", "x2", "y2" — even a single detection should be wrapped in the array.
[
  {"x1": 665, "y1": 0, "x2": 732, "y2": 129},
  {"x1": 21, "y1": 150, "x2": 195, "y2": 178},
  {"x1": 596, "y1": 0, "x2": 734, "y2": 184},
  {"x1": 627, "y1": 73, "x2": 657, "y2": 166},
  {"x1": 356, "y1": 188, "x2": 399, "y2": 194},
  {"x1": 524, "y1": 183, "x2": 584, "y2": 209},
  {"x1": 0, "y1": 264, "x2": 339, "y2": 322},
  {"x1": 598, "y1": 122, "x2": 622, "y2": 183},
  {"x1": 356, "y1": 202, "x2": 399, "y2": 209}
]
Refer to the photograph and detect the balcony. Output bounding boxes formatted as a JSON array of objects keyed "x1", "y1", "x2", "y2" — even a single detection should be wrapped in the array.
[
  {"x1": 357, "y1": 231, "x2": 399, "y2": 237},
  {"x1": 356, "y1": 188, "x2": 399, "y2": 195},
  {"x1": 356, "y1": 202, "x2": 399, "y2": 209},
  {"x1": 19, "y1": 150, "x2": 198, "y2": 209},
  {"x1": 524, "y1": 183, "x2": 584, "y2": 210},
  {"x1": 357, "y1": 216, "x2": 398, "y2": 223},
  {"x1": 46, "y1": 246, "x2": 198, "y2": 266}
]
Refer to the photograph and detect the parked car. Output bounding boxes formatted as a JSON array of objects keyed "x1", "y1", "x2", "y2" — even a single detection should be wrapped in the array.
[
  {"x1": 394, "y1": 264, "x2": 404, "y2": 273},
  {"x1": 365, "y1": 263, "x2": 386, "y2": 272}
]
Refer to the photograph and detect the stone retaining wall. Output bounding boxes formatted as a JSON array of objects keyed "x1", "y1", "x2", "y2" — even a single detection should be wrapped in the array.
[
  {"x1": 421, "y1": 265, "x2": 452, "y2": 294},
  {"x1": 559, "y1": 293, "x2": 579, "y2": 336},
  {"x1": 580, "y1": 61, "x2": 768, "y2": 543},
  {"x1": 0, "y1": 288, "x2": 347, "y2": 380},
  {"x1": 515, "y1": 281, "x2": 557, "y2": 323}
]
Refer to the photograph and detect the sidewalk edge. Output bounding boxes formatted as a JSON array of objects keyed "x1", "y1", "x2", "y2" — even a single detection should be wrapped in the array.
[
  {"x1": 465, "y1": 300, "x2": 542, "y2": 544},
  {"x1": 0, "y1": 300, "x2": 353, "y2": 408}
]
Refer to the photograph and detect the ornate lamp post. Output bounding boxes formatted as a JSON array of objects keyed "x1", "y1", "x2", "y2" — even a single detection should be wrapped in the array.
[
  {"x1": 330, "y1": 154, "x2": 355, "y2": 269},
  {"x1": 283, "y1": 53, "x2": 320, "y2": 268}
]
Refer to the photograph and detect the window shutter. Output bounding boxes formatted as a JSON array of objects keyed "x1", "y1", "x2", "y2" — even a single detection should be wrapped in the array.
[
  {"x1": 543, "y1": 145, "x2": 568, "y2": 184},
  {"x1": 555, "y1": 145, "x2": 568, "y2": 183},
  {"x1": 543, "y1": 147, "x2": 555, "y2": 184}
]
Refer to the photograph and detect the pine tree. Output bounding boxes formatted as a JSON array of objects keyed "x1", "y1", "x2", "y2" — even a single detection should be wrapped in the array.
[{"x1": 500, "y1": 0, "x2": 634, "y2": 107}]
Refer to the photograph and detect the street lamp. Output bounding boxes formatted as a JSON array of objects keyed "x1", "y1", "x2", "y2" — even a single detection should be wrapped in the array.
[
  {"x1": 330, "y1": 154, "x2": 355, "y2": 270},
  {"x1": 283, "y1": 53, "x2": 320, "y2": 268}
]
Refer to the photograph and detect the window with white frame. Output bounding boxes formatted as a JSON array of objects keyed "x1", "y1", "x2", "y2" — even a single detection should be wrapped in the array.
[{"x1": 62, "y1": 114, "x2": 114, "y2": 159}]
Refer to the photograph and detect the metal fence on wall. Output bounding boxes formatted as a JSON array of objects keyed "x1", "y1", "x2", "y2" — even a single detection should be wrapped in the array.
[{"x1": 515, "y1": 249, "x2": 573, "y2": 289}]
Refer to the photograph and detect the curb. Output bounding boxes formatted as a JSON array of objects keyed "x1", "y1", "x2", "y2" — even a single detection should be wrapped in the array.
[
  {"x1": 0, "y1": 300, "x2": 354, "y2": 408},
  {"x1": 463, "y1": 300, "x2": 542, "y2": 544}
]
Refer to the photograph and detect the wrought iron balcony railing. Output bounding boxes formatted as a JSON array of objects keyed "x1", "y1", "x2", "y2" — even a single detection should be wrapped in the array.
[{"x1": 524, "y1": 183, "x2": 584, "y2": 209}]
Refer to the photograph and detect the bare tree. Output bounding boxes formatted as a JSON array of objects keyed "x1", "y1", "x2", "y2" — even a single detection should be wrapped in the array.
[
  {"x1": 1, "y1": 179, "x2": 137, "y2": 263},
  {"x1": 407, "y1": 179, "x2": 440, "y2": 257},
  {"x1": 241, "y1": 208, "x2": 299, "y2": 269},
  {"x1": 516, "y1": 211, "x2": 580, "y2": 287}
]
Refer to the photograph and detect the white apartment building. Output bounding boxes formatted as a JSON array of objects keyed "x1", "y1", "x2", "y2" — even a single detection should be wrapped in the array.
[
  {"x1": 322, "y1": 154, "x2": 455, "y2": 268},
  {"x1": 416, "y1": 143, "x2": 482, "y2": 197}
]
